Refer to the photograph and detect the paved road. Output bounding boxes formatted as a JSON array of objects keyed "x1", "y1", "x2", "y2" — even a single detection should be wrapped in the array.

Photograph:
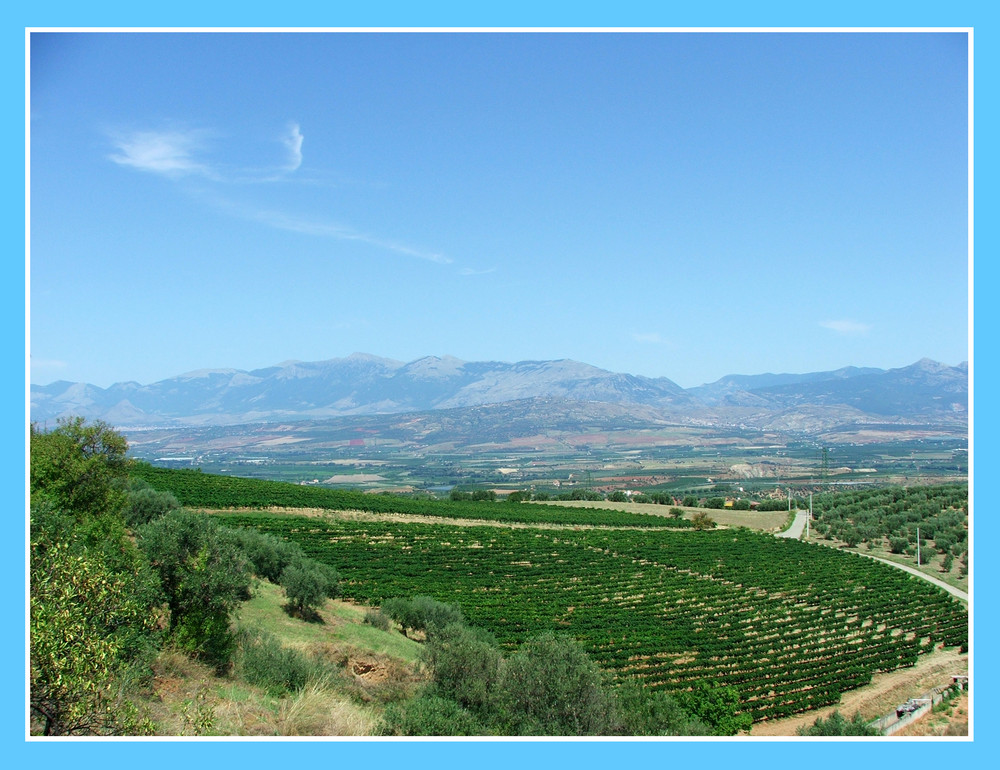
[
  {"x1": 776, "y1": 510, "x2": 969, "y2": 602},
  {"x1": 776, "y1": 510, "x2": 810, "y2": 539}
]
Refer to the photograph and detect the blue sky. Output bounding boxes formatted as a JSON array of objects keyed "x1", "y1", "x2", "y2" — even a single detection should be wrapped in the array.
[{"x1": 28, "y1": 31, "x2": 969, "y2": 388}]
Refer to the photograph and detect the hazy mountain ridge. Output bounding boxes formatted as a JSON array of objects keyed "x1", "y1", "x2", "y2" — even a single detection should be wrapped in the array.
[{"x1": 31, "y1": 354, "x2": 967, "y2": 434}]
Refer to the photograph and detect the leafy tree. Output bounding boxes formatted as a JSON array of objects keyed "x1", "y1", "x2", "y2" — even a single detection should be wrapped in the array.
[
  {"x1": 506, "y1": 490, "x2": 529, "y2": 503},
  {"x1": 691, "y1": 511, "x2": 716, "y2": 530},
  {"x1": 30, "y1": 507, "x2": 159, "y2": 735},
  {"x1": 797, "y1": 710, "x2": 878, "y2": 736},
  {"x1": 669, "y1": 507, "x2": 685, "y2": 519},
  {"x1": 732, "y1": 498, "x2": 752, "y2": 511},
  {"x1": 704, "y1": 497, "x2": 726, "y2": 509},
  {"x1": 137, "y1": 511, "x2": 253, "y2": 670},
  {"x1": 681, "y1": 495, "x2": 698, "y2": 507},
  {"x1": 30, "y1": 418, "x2": 130, "y2": 521},
  {"x1": 889, "y1": 536, "x2": 910, "y2": 554},
  {"x1": 611, "y1": 682, "x2": 712, "y2": 736},
  {"x1": 607, "y1": 490, "x2": 628, "y2": 503},
  {"x1": 678, "y1": 681, "x2": 751, "y2": 736},
  {"x1": 279, "y1": 558, "x2": 340, "y2": 617}
]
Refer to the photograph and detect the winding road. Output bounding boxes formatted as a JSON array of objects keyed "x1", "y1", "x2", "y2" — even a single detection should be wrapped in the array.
[{"x1": 777, "y1": 510, "x2": 969, "y2": 602}]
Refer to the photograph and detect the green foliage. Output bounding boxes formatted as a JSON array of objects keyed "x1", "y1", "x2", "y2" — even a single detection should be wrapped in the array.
[
  {"x1": 498, "y1": 632, "x2": 614, "y2": 735},
  {"x1": 217, "y1": 506, "x2": 968, "y2": 724},
  {"x1": 424, "y1": 623, "x2": 504, "y2": 715},
  {"x1": 30, "y1": 418, "x2": 130, "y2": 514},
  {"x1": 363, "y1": 607, "x2": 392, "y2": 631},
  {"x1": 134, "y1": 464, "x2": 689, "y2": 528},
  {"x1": 382, "y1": 596, "x2": 464, "y2": 638},
  {"x1": 732, "y1": 499, "x2": 752, "y2": 511},
  {"x1": 380, "y1": 695, "x2": 488, "y2": 736},
  {"x1": 679, "y1": 681, "x2": 752, "y2": 736},
  {"x1": 231, "y1": 626, "x2": 325, "y2": 695},
  {"x1": 704, "y1": 497, "x2": 726, "y2": 509},
  {"x1": 797, "y1": 710, "x2": 879, "y2": 736},
  {"x1": 681, "y1": 495, "x2": 699, "y2": 507},
  {"x1": 137, "y1": 511, "x2": 253, "y2": 670},
  {"x1": 280, "y1": 558, "x2": 341, "y2": 616},
  {"x1": 607, "y1": 490, "x2": 628, "y2": 503},
  {"x1": 691, "y1": 511, "x2": 716, "y2": 530},
  {"x1": 889, "y1": 536, "x2": 910, "y2": 554},
  {"x1": 124, "y1": 479, "x2": 181, "y2": 528},
  {"x1": 669, "y1": 507, "x2": 685, "y2": 519},
  {"x1": 611, "y1": 682, "x2": 712, "y2": 736},
  {"x1": 30, "y1": 511, "x2": 159, "y2": 735}
]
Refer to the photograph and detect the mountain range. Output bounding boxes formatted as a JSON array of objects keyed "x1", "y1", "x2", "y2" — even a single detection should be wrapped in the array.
[{"x1": 30, "y1": 354, "x2": 968, "y2": 437}]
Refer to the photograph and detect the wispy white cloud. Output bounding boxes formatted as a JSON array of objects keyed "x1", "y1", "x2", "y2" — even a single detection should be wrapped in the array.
[
  {"x1": 282, "y1": 122, "x2": 303, "y2": 172},
  {"x1": 820, "y1": 319, "x2": 872, "y2": 335},
  {"x1": 459, "y1": 267, "x2": 497, "y2": 276},
  {"x1": 251, "y1": 208, "x2": 453, "y2": 265},
  {"x1": 108, "y1": 123, "x2": 305, "y2": 182},
  {"x1": 110, "y1": 123, "x2": 454, "y2": 266},
  {"x1": 633, "y1": 332, "x2": 668, "y2": 345},
  {"x1": 108, "y1": 129, "x2": 214, "y2": 178}
]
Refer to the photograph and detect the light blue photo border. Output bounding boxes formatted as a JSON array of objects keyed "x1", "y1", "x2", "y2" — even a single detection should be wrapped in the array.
[{"x1": 12, "y1": 1, "x2": 992, "y2": 768}]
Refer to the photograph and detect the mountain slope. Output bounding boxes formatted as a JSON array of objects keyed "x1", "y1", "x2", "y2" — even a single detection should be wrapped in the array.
[{"x1": 30, "y1": 355, "x2": 967, "y2": 431}]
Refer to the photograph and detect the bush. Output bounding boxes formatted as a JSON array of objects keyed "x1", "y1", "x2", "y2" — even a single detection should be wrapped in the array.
[
  {"x1": 797, "y1": 710, "x2": 878, "y2": 736},
  {"x1": 498, "y1": 632, "x2": 614, "y2": 736},
  {"x1": 382, "y1": 596, "x2": 464, "y2": 638},
  {"x1": 124, "y1": 480, "x2": 181, "y2": 528},
  {"x1": 363, "y1": 608, "x2": 392, "y2": 631},
  {"x1": 226, "y1": 527, "x2": 304, "y2": 583},
  {"x1": 380, "y1": 695, "x2": 488, "y2": 736},
  {"x1": 691, "y1": 511, "x2": 716, "y2": 530},
  {"x1": 232, "y1": 627, "x2": 324, "y2": 695},
  {"x1": 425, "y1": 623, "x2": 503, "y2": 715},
  {"x1": 611, "y1": 682, "x2": 712, "y2": 736}
]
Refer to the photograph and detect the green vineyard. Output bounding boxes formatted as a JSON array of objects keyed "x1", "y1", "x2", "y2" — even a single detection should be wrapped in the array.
[
  {"x1": 216, "y1": 511, "x2": 968, "y2": 723},
  {"x1": 132, "y1": 463, "x2": 694, "y2": 529}
]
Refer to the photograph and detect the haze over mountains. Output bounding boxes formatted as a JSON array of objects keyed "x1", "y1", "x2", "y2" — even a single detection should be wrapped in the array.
[{"x1": 30, "y1": 354, "x2": 968, "y2": 437}]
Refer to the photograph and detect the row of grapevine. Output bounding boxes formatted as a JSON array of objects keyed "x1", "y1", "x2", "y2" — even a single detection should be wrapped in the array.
[
  {"x1": 215, "y1": 511, "x2": 967, "y2": 723},
  {"x1": 133, "y1": 463, "x2": 693, "y2": 529}
]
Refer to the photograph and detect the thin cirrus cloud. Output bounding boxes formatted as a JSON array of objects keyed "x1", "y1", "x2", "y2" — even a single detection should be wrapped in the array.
[
  {"x1": 108, "y1": 123, "x2": 302, "y2": 182},
  {"x1": 108, "y1": 128, "x2": 214, "y2": 178},
  {"x1": 108, "y1": 122, "x2": 454, "y2": 266},
  {"x1": 250, "y1": 208, "x2": 453, "y2": 265},
  {"x1": 820, "y1": 319, "x2": 872, "y2": 335}
]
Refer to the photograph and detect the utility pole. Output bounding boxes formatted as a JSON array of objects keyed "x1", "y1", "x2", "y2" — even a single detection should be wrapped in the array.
[
  {"x1": 788, "y1": 488, "x2": 792, "y2": 511},
  {"x1": 917, "y1": 526, "x2": 921, "y2": 566},
  {"x1": 807, "y1": 493, "x2": 812, "y2": 538}
]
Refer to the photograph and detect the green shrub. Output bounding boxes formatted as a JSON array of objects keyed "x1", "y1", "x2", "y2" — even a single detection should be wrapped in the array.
[
  {"x1": 797, "y1": 710, "x2": 878, "y2": 736},
  {"x1": 363, "y1": 608, "x2": 392, "y2": 631},
  {"x1": 379, "y1": 694, "x2": 488, "y2": 736},
  {"x1": 382, "y1": 596, "x2": 464, "y2": 638},
  {"x1": 124, "y1": 480, "x2": 181, "y2": 528},
  {"x1": 232, "y1": 627, "x2": 323, "y2": 695}
]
